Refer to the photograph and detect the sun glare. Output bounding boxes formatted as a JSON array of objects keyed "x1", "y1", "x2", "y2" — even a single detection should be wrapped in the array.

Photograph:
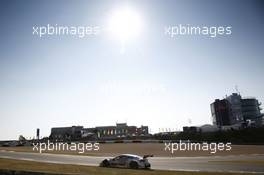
[{"x1": 108, "y1": 7, "x2": 142, "y2": 42}]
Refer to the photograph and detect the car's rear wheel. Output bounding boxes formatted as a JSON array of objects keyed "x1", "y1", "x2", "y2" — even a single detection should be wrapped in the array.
[
  {"x1": 101, "y1": 159, "x2": 110, "y2": 167},
  {"x1": 129, "y1": 161, "x2": 139, "y2": 169}
]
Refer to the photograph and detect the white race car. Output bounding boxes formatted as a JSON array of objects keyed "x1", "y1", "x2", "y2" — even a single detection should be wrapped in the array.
[{"x1": 100, "y1": 154, "x2": 152, "y2": 169}]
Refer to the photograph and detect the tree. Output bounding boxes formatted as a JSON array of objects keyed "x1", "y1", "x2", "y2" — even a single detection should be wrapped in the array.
[{"x1": 18, "y1": 135, "x2": 26, "y2": 142}]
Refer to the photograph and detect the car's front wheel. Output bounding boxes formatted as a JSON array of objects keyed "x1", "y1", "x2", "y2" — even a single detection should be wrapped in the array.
[
  {"x1": 100, "y1": 159, "x2": 110, "y2": 167},
  {"x1": 129, "y1": 161, "x2": 139, "y2": 169}
]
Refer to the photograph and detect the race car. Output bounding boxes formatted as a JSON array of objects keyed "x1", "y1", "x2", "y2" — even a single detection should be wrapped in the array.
[{"x1": 99, "y1": 154, "x2": 152, "y2": 169}]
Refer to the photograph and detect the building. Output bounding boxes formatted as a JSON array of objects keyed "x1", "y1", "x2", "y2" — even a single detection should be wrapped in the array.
[
  {"x1": 210, "y1": 99, "x2": 231, "y2": 126},
  {"x1": 81, "y1": 128, "x2": 97, "y2": 139},
  {"x1": 50, "y1": 123, "x2": 149, "y2": 140},
  {"x1": 50, "y1": 126, "x2": 83, "y2": 140},
  {"x1": 199, "y1": 124, "x2": 219, "y2": 132},
  {"x1": 95, "y1": 123, "x2": 149, "y2": 139},
  {"x1": 226, "y1": 93, "x2": 243, "y2": 124},
  {"x1": 241, "y1": 98, "x2": 263, "y2": 126},
  {"x1": 183, "y1": 124, "x2": 218, "y2": 133},
  {"x1": 211, "y1": 93, "x2": 263, "y2": 128},
  {"x1": 183, "y1": 126, "x2": 200, "y2": 133}
]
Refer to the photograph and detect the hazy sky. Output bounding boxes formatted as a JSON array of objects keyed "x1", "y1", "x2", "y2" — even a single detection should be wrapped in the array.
[{"x1": 0, "y1": 0, "x2": 264, "y2": 140}]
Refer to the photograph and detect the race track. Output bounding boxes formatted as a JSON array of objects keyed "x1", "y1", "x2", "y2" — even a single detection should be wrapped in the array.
[{"x1": 0, "y1": 150, "x2": 264, "y2": 173}]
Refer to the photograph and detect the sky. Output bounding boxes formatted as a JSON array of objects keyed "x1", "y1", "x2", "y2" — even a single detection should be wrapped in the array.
[{"x1": 0, "y1": 0, "x2": 264, "y2": 140}]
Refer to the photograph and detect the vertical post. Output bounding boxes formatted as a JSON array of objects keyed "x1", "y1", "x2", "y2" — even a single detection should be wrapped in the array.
[{"x1": 36, "y1": 128, "x2": 40, "y2": 140}]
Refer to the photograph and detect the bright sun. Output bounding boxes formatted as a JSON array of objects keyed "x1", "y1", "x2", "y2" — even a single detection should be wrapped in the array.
[{"x1": 108, "y1": 7, "x2": 142, "y2": 42}]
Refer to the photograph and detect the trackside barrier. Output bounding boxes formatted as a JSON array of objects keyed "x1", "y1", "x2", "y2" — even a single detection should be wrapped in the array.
[
  {"x1": 99, "y1": 140, "x2": 169, "y2": 143},
  {"x1": 1, "y1": 140, "x2": 172, "y2": 146}
]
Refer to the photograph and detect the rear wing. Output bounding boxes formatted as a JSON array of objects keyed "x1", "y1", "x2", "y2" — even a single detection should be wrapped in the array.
[{"x1": 143, "y1": 154, "x2": 154, "y2": 159}]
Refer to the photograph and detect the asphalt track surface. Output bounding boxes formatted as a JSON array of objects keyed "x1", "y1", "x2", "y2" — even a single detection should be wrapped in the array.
[{"x1": 0, "y1": 150, "x2": 264, "y2": 174}]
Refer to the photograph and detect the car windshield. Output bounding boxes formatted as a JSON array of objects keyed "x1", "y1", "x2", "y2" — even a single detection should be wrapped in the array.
[{"x1": 122, "y1": 154, "x2": 142, "y2": 160}]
